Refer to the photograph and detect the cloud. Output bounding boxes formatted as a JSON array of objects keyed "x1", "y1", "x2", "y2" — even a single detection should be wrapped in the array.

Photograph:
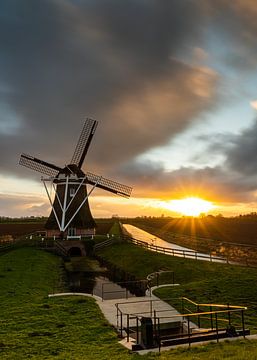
[
  {"x1": 0, "y1": 0, "x2": 218, "y2": 181},
  {"x1": 250, "y1": 100, "x2": 257, "y2": 110},
  {"x1": 206, "y1": 0, "x2": 257, "y2": 71},
  {"x1": 224, "y1": 118, "x2": 257, "y2": 176},
  {"x1": 0, "y1": 193, "x2": 49, "y2": 217},
  {"x1": 1, "y1": 0, "x2": 257, "y2": 215}
]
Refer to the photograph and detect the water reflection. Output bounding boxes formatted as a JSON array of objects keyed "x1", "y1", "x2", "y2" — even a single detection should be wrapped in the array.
[
  {"x1": 68, "y1": 272, "x2": 140, "y2": 300},
  {"x1": 123, "y1": 224, "x2": 226, "y2": 263}
]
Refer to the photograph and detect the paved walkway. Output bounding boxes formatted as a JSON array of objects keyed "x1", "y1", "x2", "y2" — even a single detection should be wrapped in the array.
[
  {"x1": 48, "y1": 288, "x2": 185, "y2": 329},
  {"x1": 48, "y1": 291, "x2": 255, "y2": 353}
]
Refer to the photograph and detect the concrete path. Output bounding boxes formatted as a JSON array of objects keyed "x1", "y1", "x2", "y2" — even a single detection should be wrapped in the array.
[
  {"x1": 48, "y1": 286, "x2": 198, "y2": 353},
  {"x1": 48, "y1": 289, "x2": 186, "y2": 329},
  {"x1": 96, "y1": 293, "x2": 185, "y2": 328},
  {"x1": 49, "y1": 291, "x2": 255, "y2": 354}
]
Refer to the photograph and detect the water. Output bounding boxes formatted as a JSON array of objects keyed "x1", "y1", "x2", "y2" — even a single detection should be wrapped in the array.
[
  {"x1": 68, "y1": 272, "x2": 140, "y2": 300},
  {"x1": 123, "y1": 224, "x2": 227, "y2": 263}
]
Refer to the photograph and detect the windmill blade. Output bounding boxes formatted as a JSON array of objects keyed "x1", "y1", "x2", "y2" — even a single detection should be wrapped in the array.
[
  {"x1": 19, "y1": 153, "x2": 61, "y2": 177},
  {"x1": 86, "y1": 172, "x2": 132, "y2": 198},
  {"x1": 71, "y1": 118, "x2": 98, "y2": 168}
]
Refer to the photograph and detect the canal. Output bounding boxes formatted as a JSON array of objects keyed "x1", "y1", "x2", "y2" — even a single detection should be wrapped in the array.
[{"x1": 122, "y1": 224, "x2": 226, "y2": 263}]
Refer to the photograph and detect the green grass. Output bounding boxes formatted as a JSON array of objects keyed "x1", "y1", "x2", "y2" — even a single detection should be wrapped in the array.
[
  {"x1": 97, "y1": 242, "x2": 257, "y2": 332},
  {"x1": 0, "y1": 248, "x2": 134, "y2": 360},
  {"x1": 109, "y1": 222, "x2": 122, "y2": 236},
  {"x1": 2, "y1": 246, "x2": 257, "y2": 359}
]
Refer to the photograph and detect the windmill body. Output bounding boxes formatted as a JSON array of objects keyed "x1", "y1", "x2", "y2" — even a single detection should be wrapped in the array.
[{"x1": 19, "y1": 119, "x2": 132, "y2": 239}]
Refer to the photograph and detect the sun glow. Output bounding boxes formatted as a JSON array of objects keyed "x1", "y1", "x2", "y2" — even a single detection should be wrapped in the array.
[{"x1": 161, "y1": 197, "x2": 215, "y2": 216}]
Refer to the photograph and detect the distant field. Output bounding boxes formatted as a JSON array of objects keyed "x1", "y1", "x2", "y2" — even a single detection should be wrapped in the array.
[
  {"x1": 125, "y1": 217, "x2": 257, "y2": 246},
  {"x1": 0, "y1": 222, "x2": 45, "y2": 237},
  {"x1": 0, "y1": 219, "x2": 114, "y2": 238},
  {"x1": 124, "y1": 217, "x2": 257, "y2": 264}
]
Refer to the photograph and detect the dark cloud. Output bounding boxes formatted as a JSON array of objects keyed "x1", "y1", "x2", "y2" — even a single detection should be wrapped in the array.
[
  {"x1": 225, "y1": 119, "x2": 257, "y2": 176},
  {"x1": 118, "y1": 158, "x2": 257, "y2": 203},
  {"x1": 1, "y1": 0, "x2": 257, "y2": 212},
  {"x1": 206, "y1": 0, "x2": 257, "y2": 71},
  {"x1": 0, "y1": 0, "x2": 218, "y2": 181}
]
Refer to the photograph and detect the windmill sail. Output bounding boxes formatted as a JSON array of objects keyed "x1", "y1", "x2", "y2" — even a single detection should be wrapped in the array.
[
  {"x1": 71, "y1": 118, "x2": 98, "y2": 168},
  {"x1": 19, "y1": 117, "x2": 132, "y2": 239},
  {"x1": 86, "y1": 172, "x2": 132, "y2": 198},
  {"x1": 19, "y1": 153, "x2": 61, "y2": 177}
]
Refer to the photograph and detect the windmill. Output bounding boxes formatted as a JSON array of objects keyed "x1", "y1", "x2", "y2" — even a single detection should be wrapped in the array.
[{"x1": 19, "y1": 118, "x2": 132, "y2": 239}]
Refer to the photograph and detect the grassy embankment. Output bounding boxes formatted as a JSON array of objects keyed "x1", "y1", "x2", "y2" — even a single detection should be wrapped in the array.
[
  {"x1": 97, "y1": 242, "x2": 257, "y2": 331},
  {"x1": 0, "y1": 247, "x2": 134, "y2": 360},
  {"x1": 2, "y1": 242, "x2": 257, "y2": 358}
]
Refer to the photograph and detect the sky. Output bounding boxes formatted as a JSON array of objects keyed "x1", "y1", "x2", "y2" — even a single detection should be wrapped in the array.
[{"x1": 1, "y1": 0, "x2": 257, "y2": 218}]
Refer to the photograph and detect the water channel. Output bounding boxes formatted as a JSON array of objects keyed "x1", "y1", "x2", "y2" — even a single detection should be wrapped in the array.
[
  {"x1": 67, "y1": 257, "x2": 148, "y2": 300},
  {"x1": 122, "y1": 224, "x2": 226, "y2": 263}
]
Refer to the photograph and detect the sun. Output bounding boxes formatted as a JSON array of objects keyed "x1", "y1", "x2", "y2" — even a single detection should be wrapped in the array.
[{"x1": 162, "y1": 197, "x2": 215, "y2": 216}]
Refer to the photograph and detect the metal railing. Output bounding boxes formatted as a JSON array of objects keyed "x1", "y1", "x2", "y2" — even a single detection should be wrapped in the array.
[
  {"x1": 147, "y1": 270, "x2": 175, "y2": 287},
  {"x1": 115, "y1": 297, "x2": 248, "y2": 350},
  {"x1": 94, "y1": 238, "x2": 115, "y2": 251},
  {"x1": 124, "y1": 235, "x2": 228, "y2": 263}
]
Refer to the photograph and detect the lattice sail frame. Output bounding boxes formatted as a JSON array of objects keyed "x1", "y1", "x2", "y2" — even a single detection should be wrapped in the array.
[
  {"x1": 71, "y1": 118, "x2": 98, "y2": 168},
  {"x1": 19, "y1": 153, "x2": 61, "y2": 177},
  {"x1": 86, "y1": 172, "x2": 132, "y2": 197}
]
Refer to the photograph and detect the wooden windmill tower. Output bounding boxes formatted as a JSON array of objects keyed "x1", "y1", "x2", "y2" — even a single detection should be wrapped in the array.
[{"x1": 19, "y1": 118, "x2": 132, "y2": 238}]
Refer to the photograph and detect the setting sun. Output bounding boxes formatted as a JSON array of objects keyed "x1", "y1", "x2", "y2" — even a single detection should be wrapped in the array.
[{"x1": 161, "y1": 197, "x2": 215, "y2": 216}]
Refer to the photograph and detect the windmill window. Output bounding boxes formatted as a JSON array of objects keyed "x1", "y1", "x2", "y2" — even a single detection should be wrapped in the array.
[{"x1": 70, "y1": 187, "x2": 76, "y2": 197}]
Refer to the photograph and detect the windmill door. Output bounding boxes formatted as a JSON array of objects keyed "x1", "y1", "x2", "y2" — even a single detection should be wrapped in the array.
[{"x1": 68, "y1": 227, "x2": 76, "y2": 237}]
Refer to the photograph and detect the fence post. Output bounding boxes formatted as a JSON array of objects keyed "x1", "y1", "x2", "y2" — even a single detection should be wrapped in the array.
[
  {"x1": 215, "y1": 312, "x2": 219, "y2": 342},
  {"x1": 197, "y1": 305, "x2": 201, "y2": 328},
  {"x1": 116, "y1": 306, "x2": 119, "y2": 329},
  {"x1": 127, "y1": 314, "x2": 130, "y2": 342},
  {"x1": 158, "y1": 317, "x2": 161, "y2": 352},
  {"x1": 227, "y1": 304, "x2": 231, "y2": 326},
  {"x1": 187, "y1": 316, "x2": 191, "y2": 347},
  {"x1": 154, "y1": 309, "x2": 157, "y2": 340},
  {"x1": 136, "y1": 316, "x2": 139, "y2": 344},
  {"x1": 242, "y1": 310, "x2": 245, "y2": 338},
  {"x1": 210, "y1": 306, "x2": 213, "y2": 329},
  {"x1": 120, "y1": 313, "x2": 123, "y2": 338}
]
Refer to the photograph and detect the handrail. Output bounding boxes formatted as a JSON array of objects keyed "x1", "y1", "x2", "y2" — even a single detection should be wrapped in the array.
[
  {"x1": 125, "y1": 235, "x2": 228, "y2": 263},
  {"x1": 181, "y1": 296, "x2": 247, "y2": 310}
]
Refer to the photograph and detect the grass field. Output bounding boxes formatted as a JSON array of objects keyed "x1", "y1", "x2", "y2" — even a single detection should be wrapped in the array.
[
  {"x1": 0, "y1": 247, "x2": 133, "y2": 360},
  {"x1": 126, "y1": 218, "x2": 257, "y2": 265},
  {"x1": 126, "y1": 216, "x2": 257, "y2": 246},
  {"x1": 97, "y1": 242, "x2": 257, "y2": 332},
  {"x1": 0, "y1": 219, "x2": 114, "y2": 238},
  {"x1": 2, "y1": 245, "x2": 257, "y2": 359}
]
